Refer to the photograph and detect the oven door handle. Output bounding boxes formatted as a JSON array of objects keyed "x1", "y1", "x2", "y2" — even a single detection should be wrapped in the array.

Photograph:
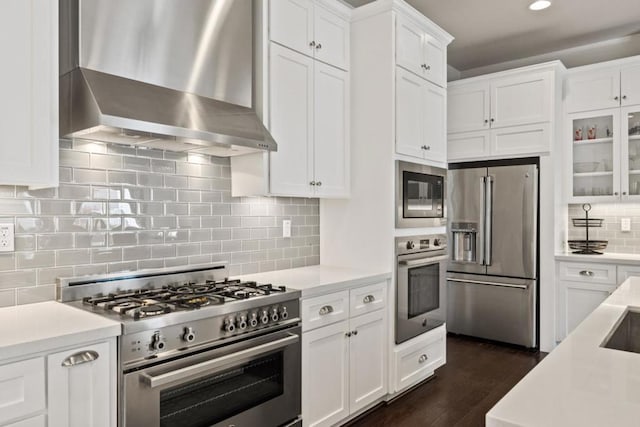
[
  {"x1": 140, "y1": 333, "x2": 299, "y2": 389},
  {"x1": 399, "y1": 255, "x2": 448, "y2": 268}
]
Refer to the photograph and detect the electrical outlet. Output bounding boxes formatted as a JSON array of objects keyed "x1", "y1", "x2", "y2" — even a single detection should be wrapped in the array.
[
  {"x1": 622, "y1": 218, "x2": 632, "y2": 232},
  {"x1": 0, "y1": 223, "x2": 14, "y2": 252},
  {"x1": 282, "y1": 220, "x2": 292, "y2": 238}
]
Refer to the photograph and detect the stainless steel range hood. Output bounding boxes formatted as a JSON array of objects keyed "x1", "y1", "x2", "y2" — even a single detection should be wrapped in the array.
[{"x1": 59, "y1": 0, "x2": 276, "y2": 156}]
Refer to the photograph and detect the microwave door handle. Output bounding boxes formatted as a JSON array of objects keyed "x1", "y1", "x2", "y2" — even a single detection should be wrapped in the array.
[
  {"x1": 485, "y1": 175, "x2": 493, "y2": 266},
  {"x1": 140, "y1": 333, "x2": 299, "y2": 389}
]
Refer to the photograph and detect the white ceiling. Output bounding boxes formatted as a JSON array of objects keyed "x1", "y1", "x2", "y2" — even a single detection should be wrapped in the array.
[{"x1": 346, "y1": 0, "x2": 640, "y2": 71}]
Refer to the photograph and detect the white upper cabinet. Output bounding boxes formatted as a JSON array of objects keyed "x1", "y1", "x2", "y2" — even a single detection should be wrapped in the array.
[
  {"x1": 0, "y1": 0, "x2": 58, "y2": 188},
  {"x1": 270, "y1": 0, "x2": 349, "y2": 71},
  {"x1": 395, "y1": 15, "x2": 446, "y2": 87},
  {"x1": 448, "y1": 63, "x2": 562, "y2": 162},
  {"x1": 566, "y1": 63, "x2": 640, "y2": 113},
  {"x1": 396, "y1": 67, "x2": 447, "y2": 163},
  {"x1": 314, "y1": 62, "x2": 350, "y2": 198},
  {"x1": 269, "y1": 44, "x2": 315, "y2": 197}
]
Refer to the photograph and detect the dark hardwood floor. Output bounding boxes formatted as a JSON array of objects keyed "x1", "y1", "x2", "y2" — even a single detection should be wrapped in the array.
[{"x1": 347, "y1": 335, "x2": 546, "y2": 427}]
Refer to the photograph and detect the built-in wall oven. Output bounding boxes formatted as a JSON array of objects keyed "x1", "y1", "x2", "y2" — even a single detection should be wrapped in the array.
[
  {"x1": 396, "y1": 234, "x2": 448, "y2": 344},
  {"x1": 395, "y1": 161, "x2": 447, "y2": 228},
  {"x1": 124, "y1": 324, "x2": 301, "y2": 427}
]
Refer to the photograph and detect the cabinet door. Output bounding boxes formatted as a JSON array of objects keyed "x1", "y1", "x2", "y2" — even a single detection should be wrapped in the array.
[
  {"x1": 0, "y1": 0, "x2": 58, "y2": 188},
  {"x1": 48, "y1": 341, "x2": 114, "y2": 427},
  {"x1": 565, "y1": 69, "x2": 621, "y2": 113},
  {"x1": 313, "y1": 4, "x2": 349, "y2": 71},
  {"x1": 302, "y1": 321, "x2": 350, "y2": 427},
  {"x1": 0, "y1": 357, "x2": 44, "y2": 425},
  {"x1": 617, "y1": 265, "x2": 640, "y2": 285},
  {"x1": 423, "y1": 35, "x2": 446, "y2": 88},
  {"x1": 447, "y1": 130, "x2": 491, "y2": 161},
  {"x1": 568, "y1": 109, "x2": 620, "y2": 202},
  {"x1": 490, "y1": 72, "x2": 552, "y2": 129},
  {"x1": 621, "y1": 64, "x2": 640, "y2": 107},
  {"x1": 269, "y1": 0, "x2": 315, "y2": 58},
  {"x1": 349, "y1": 310, "x2": 387, "y2": 414},
  {"x1": 490, "y1": 122, "x2": 551, "y2": 157},
  {"x1": 447, "y1": 82, "x2": 491, "y2": 134},
  {"x1": 557, "y1": 281, "x2": 614, "y2": 340},
  {"x1": 423, "y1": 81, "x2": 447, "y2": 163},
  {"x1": 396, "y1": 16, "x2": 424, "y2": 77},
  {"x1": 622, "y1": 106, "x2": 640, "y2": 199},
  {"x1": 314, "y1": 62, "x2": 349, "y2": 198},
  {"x1": 269, "y1": 43, "x2": 315, "y2": 196},
  {"x1": 396, "y1": 67, "x2": 425, "y2": 159}
]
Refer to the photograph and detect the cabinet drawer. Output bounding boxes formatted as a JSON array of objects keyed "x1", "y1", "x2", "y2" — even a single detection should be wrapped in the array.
[
  {"x1": 302, "y1": 290, "x2": 349, "y2": 332},
  {"x1": 559, "y1": 262, "x2": 617, "y2": 284},
  {"x1": 394, "y1": 327, "x2": 445, "y2": 392},
  {"x1": 349, "y1": 282, "x2": 386, "y2": 317},
  {"x1": 0, "y1": 357, "x2": 45, "y2": 425}
]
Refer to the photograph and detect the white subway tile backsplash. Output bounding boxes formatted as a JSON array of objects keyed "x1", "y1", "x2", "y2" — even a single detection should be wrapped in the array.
[
  {"x1": 0, "y1": 141, "x2": 319, "y2": 306},
  {"x1": 568, "y1": 203, "x2": 640, "y2": 253}
]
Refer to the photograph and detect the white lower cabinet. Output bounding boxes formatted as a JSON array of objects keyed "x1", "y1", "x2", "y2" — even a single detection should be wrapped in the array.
[
  {"x1": 0, "y1": 339, "x2": 116, "y2": 427},
  {"x1": 301, "y1": 283, "x2": 388, "y2": 427},
  {"x1": 393, "y1": 325, "x2": 446, "y2": 393},
  {"x1": 48, "y1": 342, "x2": 114, "y2": 427}
]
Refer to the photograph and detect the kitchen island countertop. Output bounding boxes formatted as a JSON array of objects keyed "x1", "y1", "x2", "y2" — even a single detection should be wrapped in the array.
[
  {"x1": 237, "y1": 265, "x2": 391, "y2": 298},
  {"x1": 0, "y1": 301, "x2": 121, "y2": 361},
  {"x1": 555, "y1": 251, "x2": 640, "y2": 265},
  {"x1": 487, "y1": 276, "x2": 640, "y2": 426}
]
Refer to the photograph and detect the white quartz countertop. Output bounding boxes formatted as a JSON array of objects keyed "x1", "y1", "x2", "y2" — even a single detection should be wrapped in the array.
[
  {"x1": 0, "y1": 301, "x2": 121, "y2": 362},
  {"x1": 555, "y1": 252, "x2": 640, "y2": 265},
  {"x1": 236, "y1": 265, "x2": 392, "y2": 298},
  {"x1": 486, "y1": 277, "x2": 640, "y2": 427}
]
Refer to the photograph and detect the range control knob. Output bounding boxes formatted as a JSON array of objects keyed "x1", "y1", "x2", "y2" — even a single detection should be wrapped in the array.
[
  {"x1": 182, "y1": 327, "x2": 195, "y2": 343},
  {"x1": 224, "y1": 318, "x2": 236, "y2": 333},
  {"x1": 249, "y1": 312, "x2": 259, "y2": 327},
  {"x1": 271, "y1": 307, "x2": 279, "y2": 322},
  {"x1": 237, "y1": 315, "x2": 248, "y2": 330},
  {"x1": 260, "y1": 310, "x2": 270, "y2": 324},
  {"x1": 433, "y1": 238, "x2": 441, "y2": 247},
  {"x1": 151, "y1": 332, "x2": 166, "y2": 351},
  {"x1": 280, "y1": 307, "x2": 289, "y2": 320},
  {"x1": 406, "y1": 241, "x2": 415, "y2": 250}
]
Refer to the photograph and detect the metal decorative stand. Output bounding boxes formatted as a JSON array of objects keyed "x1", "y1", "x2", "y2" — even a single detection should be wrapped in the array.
[{"x1": 569, "y1": 203, "x2": 607, "y2": 255}]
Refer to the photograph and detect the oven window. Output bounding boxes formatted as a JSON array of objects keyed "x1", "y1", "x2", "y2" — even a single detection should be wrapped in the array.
[
  {"x1": 159, "y1": 353, "x2": 284, "y2": 427},
  {"x1": 403, "y1": 171, "x2": 443, "y2": 218},
  {"x1": 408, "y1": 263, "x2": 440, "y2": 318}
]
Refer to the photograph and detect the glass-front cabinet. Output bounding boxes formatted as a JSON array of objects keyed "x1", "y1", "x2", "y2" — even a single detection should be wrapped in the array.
[
  {"x1": 568, "y1": 109, "x2": 620, "y2": 202},
  {"x1": 622, "y1": 107, "x2": 640, "y2": 199}
]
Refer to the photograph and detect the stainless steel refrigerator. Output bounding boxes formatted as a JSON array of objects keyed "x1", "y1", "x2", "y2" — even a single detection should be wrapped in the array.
[{"x1": 447, "y1": 161, "x2": 538, "y2": 348}]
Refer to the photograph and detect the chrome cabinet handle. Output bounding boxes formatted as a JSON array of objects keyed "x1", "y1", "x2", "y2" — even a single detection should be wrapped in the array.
[
  {"x1": 316, "y1": 43, "x2": 322, "y2": 50},
  {"x1": 309, "y1": 41, "x2": 316, "y2": 48},
  {"x1": 623, "y1": 192, "x2": 628, "y2": 195},
  {"x1": 345, "y1": 331, "x2": 352, "y2": 337},
  {"x1": 490, "y1": 118, "x2": 495, "y2": 122},
  {"x1": 579, "y1": 270, "x2": 594, "y2": 277},
  {"x1": 615, "y1": 192, "x2": 619, "y2": 196},
  {"x1": 62, "y1": 350, "x2": 99, "y2": 367},
  {"x1": 614, "y1": 96, "x2": 619, "y2": 101},
  {"x1": 316, "y1": 181, "x2": 322, "y2": 187},
  {"x1": 319, "y1": 305, "x2": 334, "y2": 316},
  {"x1": 418, "y1": 354, "x2": 428, "y2": 364},
  {"x1": 425, "y1": 65, "x2": 431, "y2": 70},
  {"x1": 352, "y1": 330, "x2": 358, "y2": 336},
  {"x1": 484, "y1": 119, "x2": 489, "y2": 124},
  {"x1": 623, "y1": 95, "x2": 627, "y2": 100},
  {"x1": 424, "y1": 145, "x2": 431, "y2": 151},
  {"x1": 310, "y1": 181, "x2": 316, "y2": 186},
  {"x1": 363, "y1": 295, "x2": 376, "y2": 304}
]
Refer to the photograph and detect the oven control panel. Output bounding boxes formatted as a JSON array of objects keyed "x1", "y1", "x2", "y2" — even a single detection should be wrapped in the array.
[
  {"x1": 120, "y1": 299, "x2": 301, "y2": 367},
  {"x1": 397, "y1": 234, "x2": 447, "y2": 256}
]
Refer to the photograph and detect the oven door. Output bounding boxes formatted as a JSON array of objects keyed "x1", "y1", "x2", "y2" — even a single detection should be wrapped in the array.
[
  {"x1": 123, "y1": 326, "x2": 301, "y2": 427},
  {"x1": 396, "y1": 255, "x2": 447, "y2": 344}
]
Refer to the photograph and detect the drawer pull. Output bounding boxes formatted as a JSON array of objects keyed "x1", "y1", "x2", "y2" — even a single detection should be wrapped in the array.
[
  {"x1": 319, "y1": 305, "x2": 334, "y2": 316},
  {"x1": 363, "y1": 295, "x2": 376, "y2": 304},
  {"x1": 418, "y1": 354, "x2": 428, "y2": 364},
  {"x1": 579, "y1": 270, "x2": 594, "y2": 277},
  {"x1": 62, "y1": 350, "x2": 99, "y2": 367}
]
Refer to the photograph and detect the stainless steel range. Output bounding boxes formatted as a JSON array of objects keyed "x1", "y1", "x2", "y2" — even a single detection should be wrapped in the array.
[{"x1": 58, "y1": 263, "x2": 301, "y2": 427}]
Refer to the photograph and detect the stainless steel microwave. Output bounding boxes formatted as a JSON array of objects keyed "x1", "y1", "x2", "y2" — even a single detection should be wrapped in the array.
[{"x1": 395, "y1": 161, "x2": 447, "y2": 228}]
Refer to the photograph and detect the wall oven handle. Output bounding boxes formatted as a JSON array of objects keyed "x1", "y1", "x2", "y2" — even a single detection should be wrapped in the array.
[
  {"x1": 447, "y1": 278, "x2": 527, "y2": 290},
  {"x1": 140, "y1": 334, "x2": 299, "y2": 389},
  {"x1": 399, "y1": 257, "x2": 441, "y2": 267}
]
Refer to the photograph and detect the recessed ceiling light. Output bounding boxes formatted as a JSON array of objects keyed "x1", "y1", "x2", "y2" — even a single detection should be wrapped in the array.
[{"x1": 529, "y1": 0, "x2": 551, "y2": 10}]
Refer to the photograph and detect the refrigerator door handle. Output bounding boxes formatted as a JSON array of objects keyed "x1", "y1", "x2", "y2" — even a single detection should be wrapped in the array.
[
  {"x1": 485, "y1": 175, "x2": 493, "y2": 266},
  {"x1": 479, "y1": 176, "x2": 486, "y2": 266}
]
